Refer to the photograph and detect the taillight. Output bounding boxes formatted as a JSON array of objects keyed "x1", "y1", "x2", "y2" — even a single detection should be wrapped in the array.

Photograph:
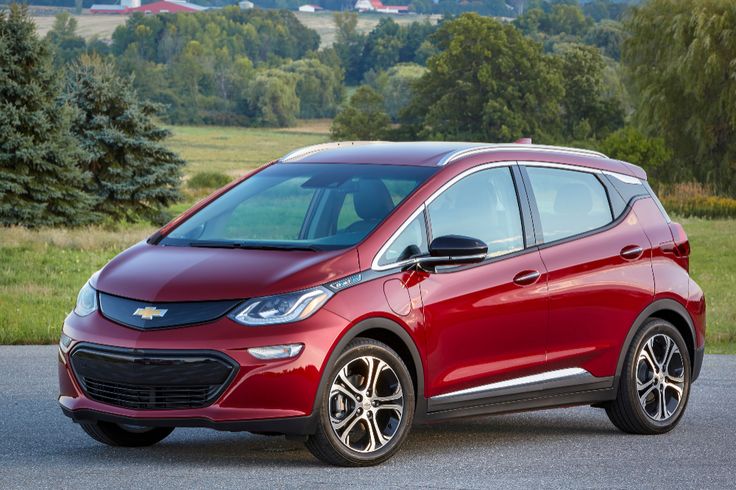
[{"x1": 664, "y1": 222, "x2": 690, "y2": 272}]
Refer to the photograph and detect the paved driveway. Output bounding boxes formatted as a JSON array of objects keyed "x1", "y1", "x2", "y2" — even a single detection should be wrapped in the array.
[{"x1": 1, "y1": 346, "x2": 733, "y2": 489}]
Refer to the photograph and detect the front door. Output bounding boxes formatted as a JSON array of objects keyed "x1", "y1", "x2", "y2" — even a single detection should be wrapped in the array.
[{"x1": 417, "y1": 165, "x2": 549, "y2": 406}]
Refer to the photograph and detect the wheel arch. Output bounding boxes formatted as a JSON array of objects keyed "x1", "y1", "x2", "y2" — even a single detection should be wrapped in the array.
[
  {"x1": 615, "y1": 299, "x2": 696, "y2": 382},
  {"x1": 311, "y1": 317, "x2": 426, "y2": 420}
]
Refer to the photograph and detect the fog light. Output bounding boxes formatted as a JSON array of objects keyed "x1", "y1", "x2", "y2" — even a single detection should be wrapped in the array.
[
  {"x1": 247, "y1": 343, "x2": 304, "y2": 360},
  {"x1": 59, "y1": 333, "x2": 74, "y2": 354}
]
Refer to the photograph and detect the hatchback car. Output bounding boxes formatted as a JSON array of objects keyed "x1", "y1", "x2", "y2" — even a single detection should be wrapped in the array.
[{"x1": 59, "y1": 141, "x2": 705, "y2": 466}]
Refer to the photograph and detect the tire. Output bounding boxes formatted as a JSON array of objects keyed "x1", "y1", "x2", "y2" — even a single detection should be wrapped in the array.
[
  {"x1": 606, "y1": 318, "x2": 691, "y2": 434},
  {"x1": 80, "y1": 421, "x2": 174, "y2": 447},
  {"x1": 305, "y1": 338, "x2": 415, "y2": 466}
]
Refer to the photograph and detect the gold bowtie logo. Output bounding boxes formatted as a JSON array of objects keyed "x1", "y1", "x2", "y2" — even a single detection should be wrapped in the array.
[{"x1": 133, "y1": 306, "x2": 168, "y2": 320}]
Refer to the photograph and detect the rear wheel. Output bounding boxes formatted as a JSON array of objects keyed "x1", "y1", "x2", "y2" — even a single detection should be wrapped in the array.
[
  {"x1": 305, "y1": 338, "x2": 415, "y2": 466},
  {"x1": 606, "y1": 318, "x2": 691, "y2": 434},
  {"x1": 80, "y1": 421, "x2": 174, "y2": 447}
]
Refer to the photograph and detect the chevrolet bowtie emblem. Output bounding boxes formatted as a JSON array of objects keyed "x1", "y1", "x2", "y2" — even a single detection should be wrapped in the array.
[{"x1": 133, "y1": 306, "x2": 168, "y2": 320}]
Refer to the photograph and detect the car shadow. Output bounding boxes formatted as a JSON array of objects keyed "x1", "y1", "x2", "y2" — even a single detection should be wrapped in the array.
[{"x1": 60, "y1": 409, "x2": 617, "y2": 468}]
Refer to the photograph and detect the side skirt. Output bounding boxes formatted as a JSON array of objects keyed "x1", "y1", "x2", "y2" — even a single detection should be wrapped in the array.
[{"x1": 417, "y1": 369, "x2": 616, "y2": 423}]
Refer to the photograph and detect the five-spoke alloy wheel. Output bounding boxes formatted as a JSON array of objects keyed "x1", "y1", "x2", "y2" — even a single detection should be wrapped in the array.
[
  {"x1": 606, "y1": 318, "x2": 691, "y2": 434},
  {"x1": 306, "y1": 338, "x2": 414, "y2": 466}
]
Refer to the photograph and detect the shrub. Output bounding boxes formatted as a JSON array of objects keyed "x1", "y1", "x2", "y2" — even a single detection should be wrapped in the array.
[
  {"x1": 659, "y1": 182, "x2": 736, "y2": 219},
  {"x1": 188, "y1": 172, "x2": 232, "y2": 190}
]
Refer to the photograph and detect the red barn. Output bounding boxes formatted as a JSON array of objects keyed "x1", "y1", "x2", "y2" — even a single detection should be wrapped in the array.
[{"x1": 90, "y1": 0, "x2": 207, "y2": 15}]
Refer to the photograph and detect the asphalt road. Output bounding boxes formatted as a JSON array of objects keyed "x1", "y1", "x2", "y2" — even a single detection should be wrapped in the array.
[{"x1": 1, "y1": 346, "x2": 734, "y2": 489}]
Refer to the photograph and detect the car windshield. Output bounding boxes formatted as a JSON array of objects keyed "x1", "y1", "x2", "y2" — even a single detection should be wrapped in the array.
[{"x1": 161, "y1": 163, "x2": 437, "y2": 250}]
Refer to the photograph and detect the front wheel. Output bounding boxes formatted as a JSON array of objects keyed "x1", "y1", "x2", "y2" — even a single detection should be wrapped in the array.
[
  {"x1": 80, "y1": 421, "x2": 174, "y2": 447},
  {"x1": 305, "y1": 338, "x2": 415, "y2": 466},
  {"x1": 606, "y1": 318, "x2": 691, "y2": 434}
]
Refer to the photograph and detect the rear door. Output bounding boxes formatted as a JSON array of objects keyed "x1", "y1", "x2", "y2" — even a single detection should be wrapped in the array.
[{"x1": 520, "y1": 163, "x2": 655, "y2": 379}]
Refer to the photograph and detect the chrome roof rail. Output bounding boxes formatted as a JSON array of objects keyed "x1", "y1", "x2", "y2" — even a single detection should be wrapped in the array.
[
  {"x1": 437, "y1": 144, "x2": 608, "y2": 166},
  {"x1": 279, "y1": 141, "x2": 387, "y2": 163}
]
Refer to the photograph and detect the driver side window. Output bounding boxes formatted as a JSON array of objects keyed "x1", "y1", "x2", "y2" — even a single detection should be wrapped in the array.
[{"x1": 427, "y1": 166, "x2": 524, "y2": 258}]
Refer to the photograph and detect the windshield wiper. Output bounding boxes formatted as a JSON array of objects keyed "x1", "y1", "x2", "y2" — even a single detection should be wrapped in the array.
[{"x1": 188, "y1": 241, "x2": 320, "y2": 252}]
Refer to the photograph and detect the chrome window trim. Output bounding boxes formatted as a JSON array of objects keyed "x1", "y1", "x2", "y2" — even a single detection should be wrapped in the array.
[
  {"x1": 371, "y1": 160, "x2": 641, "y2": 271},
  {"x1": 431, "y1": 367, "x2": 591, "y2": 400},
  {"x1": 602, "y1": 170, "x2": 642, "y2": 185}
]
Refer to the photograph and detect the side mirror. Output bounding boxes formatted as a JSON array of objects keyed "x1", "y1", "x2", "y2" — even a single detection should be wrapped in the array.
[{"x1": 416, "y1": 235, "x2": 487, "y2": 269}]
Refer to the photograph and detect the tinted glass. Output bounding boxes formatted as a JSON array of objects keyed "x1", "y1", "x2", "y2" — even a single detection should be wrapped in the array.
[
  {"x1": 427, "y1": 167, "x2": 524, "y2": 257},
  {"x1": 526, "y1": 166, "x2": 613, "y2": 242},
  {"x1": 163, "y1": 163, "x2": 437, "y2": 250},
  {"x1": 377, "y1": 213, "x2": 429, "y2": 266}
]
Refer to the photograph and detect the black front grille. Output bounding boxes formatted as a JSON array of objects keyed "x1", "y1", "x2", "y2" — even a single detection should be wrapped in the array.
[
  {"x1": 83, "y1": 378, "x2": 220, "y2": 410},
  {"x1": 70, "y1": 344, "x2": 238, "y2": 410},
  {"x1": 98, "y1": 293, "x2": 241, "y2": 330}
]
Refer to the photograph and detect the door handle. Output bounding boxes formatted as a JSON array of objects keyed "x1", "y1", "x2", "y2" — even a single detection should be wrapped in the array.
[
  {"x1": 513, "y1": 270, "x2": 541, "y2": 286},
  {"x1": 620, "y1": 245, "x2": 644, "y2": 260}
]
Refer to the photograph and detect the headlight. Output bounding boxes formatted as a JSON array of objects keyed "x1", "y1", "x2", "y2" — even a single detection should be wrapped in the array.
[
  {"x1": 74, "y1": 280, "x2": 98, "y2": 317},
  {"x1": 230, "y1": 286, "x2": 332, "y2": 326}
]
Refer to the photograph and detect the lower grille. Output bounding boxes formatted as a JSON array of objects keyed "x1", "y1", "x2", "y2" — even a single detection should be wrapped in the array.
[
  {"x1": 70, "y1": 344, "x2": 238, "y2": 410},
  {"x1": 83, "y1": 378, "x2": 221, "y2": 410}
]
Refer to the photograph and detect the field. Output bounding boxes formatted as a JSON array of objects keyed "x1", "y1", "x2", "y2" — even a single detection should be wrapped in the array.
[
  {"x1": 167, "y1": 123, "x2": 329, "y2": 177},
  {"x1": 0, "y1": 125, "x2": 734, "y2": 352},
  {"x1": 32, "y1": 11, "x2": 439, "y2": 46}
]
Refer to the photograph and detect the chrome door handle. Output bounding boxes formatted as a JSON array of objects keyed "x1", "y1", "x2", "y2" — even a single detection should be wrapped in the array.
[
  {"x1": 513, "y1": 270, "x2": 541, "y2": 286},
  {"x1": 620, "y1": 245, "x2": 644, "y2": 260}
]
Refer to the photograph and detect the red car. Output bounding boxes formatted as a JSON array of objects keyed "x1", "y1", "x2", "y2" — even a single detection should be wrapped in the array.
[{"x1": 59, "y1": 141, "x2": 705, "y2": 466}]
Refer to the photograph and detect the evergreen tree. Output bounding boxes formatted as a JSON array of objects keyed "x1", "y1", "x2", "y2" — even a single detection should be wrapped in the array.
[
  {"x1": 65, "y1": 55, "x2": 184, "y2": 222},
  {"x1": 0, "y1": 4, "x2": 92, "y2": 227}
]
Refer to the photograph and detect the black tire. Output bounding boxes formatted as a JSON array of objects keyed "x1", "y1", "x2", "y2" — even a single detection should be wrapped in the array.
[
  {"x1": 606, "y1": 318, "x2": 691, "y2": 434},
  {"x1": 305, "y1": 338, "x2": 415, "y2": 467},
  {"x1": 80, "y1": 421, "x2": 174, "y2": 447}
]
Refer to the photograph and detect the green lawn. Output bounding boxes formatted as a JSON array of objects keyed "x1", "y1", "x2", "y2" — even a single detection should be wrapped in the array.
[
  {"x1": 0, "y1": 125, "x2": 733, "y2": 352},
  {"x1": 167, "y1": 125, "x2": 329, "y2": 177}
]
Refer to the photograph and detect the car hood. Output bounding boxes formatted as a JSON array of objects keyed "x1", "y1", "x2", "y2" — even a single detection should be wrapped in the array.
[{"x1": 93, "y1": 241, "x2": 360, "y2": 302}]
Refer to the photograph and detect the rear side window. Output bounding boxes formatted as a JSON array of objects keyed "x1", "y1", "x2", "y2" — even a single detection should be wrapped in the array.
[
  {"x1": 525, "y1": 166, "x2": 613, "y2": 243},
  {"x1": 427, "y1": 167, "x2": 524, "y2": 257}
]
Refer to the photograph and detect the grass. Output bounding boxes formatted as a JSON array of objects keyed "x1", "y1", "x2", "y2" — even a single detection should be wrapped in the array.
[
  {"x1": 679, "y1": 217, "x2": 736, "y2": 353},
  {"x1": 0, "y1": 225, "x2": 154, "y2": 344},
  {"x1": 167, "y1": 124, "x2": 328, "y2": 178}
]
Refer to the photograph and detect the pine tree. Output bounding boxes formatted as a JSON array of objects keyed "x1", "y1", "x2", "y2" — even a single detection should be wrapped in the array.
[
  {"x1": 0, "y1": 4, "x2": 92, "y2": 227},
  {"x1": 65, "y1": 54, "x2": 184, "y2": 222}
]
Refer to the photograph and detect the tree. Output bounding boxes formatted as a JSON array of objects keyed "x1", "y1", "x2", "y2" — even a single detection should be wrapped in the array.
[
  {"x1": 584, "y1": 19, "x2": 624, "y2": 60},
  {"x1": 361, "y1": 18, "x2": 404, "y2": 78},
  {"x1": 64, "y1": 55, "x2": 184, "y2": 222},
  {"x1": 245, "y1": 69, "x2": 300, "y2": 127},
  {"x1": 599, "y1": 127, "x2": 673, "y2": 184},
  {"x1": 45, "y1": 12, "x2": 87, "y2": 67},
  {"x1": 0, "y1": 5, "x2": 92, "y2": 227},
  {"x1": 624, "y1": 0, "x2": 736, "y2": 195},
  {"x1": 333, "y1": 12, "x2": 365, "y2": 85},
  {"x1": 557, "y1": 44, "x2": 624, "y2": 141},
  {"x1": 285, "y1": 59, "x2": 343, "y2": 119},
  {"x1": 403, "y1": 14, "x2": 564, "y2": 142},
  {"x1": 371, "y1": 63, "x2": 426, "y2": 121},
  {"x1": 331, "y1": 86, "x2": 390, "y2": 141}
]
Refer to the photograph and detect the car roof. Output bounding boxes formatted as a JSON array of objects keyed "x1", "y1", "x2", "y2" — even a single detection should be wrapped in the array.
[{"x1": 279, "y1": 141, "x2": 646, "y2": 180}]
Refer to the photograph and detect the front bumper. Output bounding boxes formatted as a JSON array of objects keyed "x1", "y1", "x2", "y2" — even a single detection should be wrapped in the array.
[{"x1": 58, "y1": 306, "x2": 350, "y2": 435}]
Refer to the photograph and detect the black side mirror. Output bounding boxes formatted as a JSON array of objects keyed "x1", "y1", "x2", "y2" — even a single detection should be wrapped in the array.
[{"x1": 415, "y1": 235, "x2": 487, "y2": 269}]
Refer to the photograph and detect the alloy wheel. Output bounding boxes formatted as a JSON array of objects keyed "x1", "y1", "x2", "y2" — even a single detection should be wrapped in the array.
[
  {"x1": 328, "y1": 355, "x2": 404, "y2": 453},
  {"x1": 636, "y1": 333, "x2": 685, "y2": 421}
]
